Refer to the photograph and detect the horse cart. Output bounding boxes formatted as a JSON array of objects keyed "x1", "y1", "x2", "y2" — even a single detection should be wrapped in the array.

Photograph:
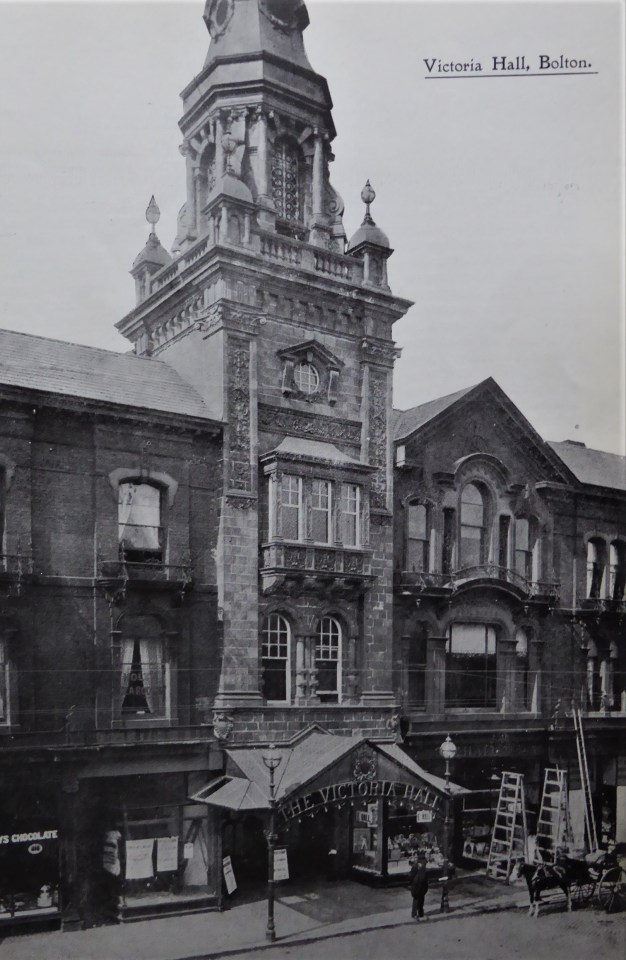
[{"x1": 519, "y1": 849, "x2": 626, "y2": 916}]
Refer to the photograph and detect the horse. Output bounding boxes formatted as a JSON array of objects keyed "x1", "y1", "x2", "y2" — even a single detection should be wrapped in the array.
[{"x1": 512, "y1": 858, "x2": 572, "y2": 917}]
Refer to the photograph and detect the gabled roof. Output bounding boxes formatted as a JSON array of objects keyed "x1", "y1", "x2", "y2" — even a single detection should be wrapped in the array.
[
  {"x1": 0, "y1": 327, "x2": 217, "y2": 422},
  {"x1": 392, "y1": 383, "x2": 479, "y2": 441},
  {"x1": 548, "y1": 441, "x2": 626, "y2": 492},
  {"x1": 392, "y1": 377, "x2": 577, "y2": 485}
]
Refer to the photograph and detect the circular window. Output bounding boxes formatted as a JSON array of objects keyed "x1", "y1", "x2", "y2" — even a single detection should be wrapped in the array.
[{"x1": 294, "y1": 362, "x2": 319, "y2": 395}]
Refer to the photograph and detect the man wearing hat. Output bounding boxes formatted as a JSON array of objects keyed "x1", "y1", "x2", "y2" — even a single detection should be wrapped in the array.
[{"x1": 409, "y1": 854, "x2": 429, "y2": 920}]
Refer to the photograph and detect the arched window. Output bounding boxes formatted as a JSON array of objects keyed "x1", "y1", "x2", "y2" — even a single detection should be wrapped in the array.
[
  {"x1": 609, "y1": 541, "x2": 625, "y2": 601},
  {"x1": 406, "y1": 503, "x2": 429, "y2": 573},
  {"x1": 460, "y1": 483, "x2": 487, "y2": 568},
  {"x1": 446, "y1": 623, "x2": 497, "y2": 709},
  {"x1": 271, "y1": 138, "x2": 301, "y2": 223},
  {"x1": 262, "y1": 614, "x2": 291, "y2": 703},
  {"x1": 118, "y1": 481, "x2": 163, "y2": 563},
  {"x1": 586, "y1": 539, "x2": 605, "y2": 598},
  {"x1": 0, "y1": 466, "x2": 5, "y2": 568},
  {"x1": 315, "y1": 617, "x2": 342, "y2": 704}
]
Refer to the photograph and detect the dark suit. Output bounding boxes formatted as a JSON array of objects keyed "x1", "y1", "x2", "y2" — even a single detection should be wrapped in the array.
[{"x1": 409, "y1": 861, "x2": 429, "y2": 918}]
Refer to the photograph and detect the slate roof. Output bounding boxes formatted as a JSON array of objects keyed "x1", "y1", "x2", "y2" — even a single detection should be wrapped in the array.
[
  {"x1": 548, "y1": 441, "x2": 626, "y2": 491},
  {"x1": 0, "y1": 327, "x2": 216, "y2": 421},
  {"x1": 392, "y1": 383, "x2": 479, "y2": 441}
]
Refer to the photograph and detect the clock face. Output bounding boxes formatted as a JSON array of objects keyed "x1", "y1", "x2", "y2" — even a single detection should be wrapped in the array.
[{"x1": 204, "y1": 0, "x2": 234, "y2": 39}]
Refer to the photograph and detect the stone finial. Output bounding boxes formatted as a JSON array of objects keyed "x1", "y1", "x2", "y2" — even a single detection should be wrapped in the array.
[
  {"x1": 360, "y1": 180, "x2": 376, "y2": 225},
  {"x1": 146, "y1": 195, "x2": 161, "y2": 233}
]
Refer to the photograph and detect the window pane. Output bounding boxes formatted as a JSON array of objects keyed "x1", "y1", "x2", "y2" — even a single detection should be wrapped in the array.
[
  {"x1": 121, "y1": 638, "x2": 165, "y2": 716},
  {"x1": 516, "y1": 518, "x2": 529, "y2": 551},
  {"x1": 316, "y1": 618, "x2": 340, "y2": 700},
  {"x1": 119, "y1": 483, "x2": 162, "y2": 553},
  {"x1": 281, "y1": 476, "x2": 300, "y2": 540},
  {"x1": 446, "y1": 624, "x2": 496, "y2": 708},
  {"x1": 0, "y1": 643, "x2": 6, "y2": 722},
  {"x1": 262, "y1": 615, "x2": 289, "y2": 702},
  {"x1": 341, "y1": 484, "x2": 359, "y2": 546},
  {"x1": 408, "y1": 504, "x2": 427, "y2": 539},
  {"x1": 311, "y1": 480, "x2": 330, "y2": 543}
]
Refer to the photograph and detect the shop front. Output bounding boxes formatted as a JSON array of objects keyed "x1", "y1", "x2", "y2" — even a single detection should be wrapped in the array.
[
  {"x1": 0, "y1": 773, "x2": 61, "y2": 927},
  {"x1": 192, "y1": 729, "x2": 467, "y2": 891}
]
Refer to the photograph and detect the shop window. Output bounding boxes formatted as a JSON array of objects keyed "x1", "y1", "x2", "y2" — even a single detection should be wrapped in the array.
[
  {"x1": 120, "y1": 638, "x2": 169, "y2": 719},
  {"x1": 315, "y1": 617, "x2": 341, "y2": 703},
  {"x1": 121, "y1": 804, "x2": 211, "y2": 906},
  {"x1": 609, "y1": 541, "x2": 625, "y2": 601},
  {"x1": 446, "y1": 623, "x2": 497, "y2": 709},
  {"x1": 459, "y1": 483, "x2": 488, "y2": 568},
  {"x1": 586, "y1": 539, "x2": 605, "y2": 598},
  {"x1": 406, "y1": 503, "x2": 429, "y2": 573},
  {"x1": 262, "y1": 613, "x2": 291, "y2": 703},
  {"x1": 0, "y1": 465, "x2": 5, "y2": 565},
  {"x1": 311, "y1": 479, "x2": 331, "y2": 543},
  {"x1": 442, "y1": 508, "x2": 456, "y2": 575},
  {"x1": 119, "y1": 481, "x2": 163, "y2": 563},
  {"x1": 271, "y1": 138, "x2": 302, "y2": 224},
  {"x1": 0, "y1": 639, "x2": 9, "y2": 725},
  {"x1": 280, "y1": 475, "x2": 302, "y2": 540},
  {"x1": 341, "y1": 484, "x2": 361, "y2": 547}
]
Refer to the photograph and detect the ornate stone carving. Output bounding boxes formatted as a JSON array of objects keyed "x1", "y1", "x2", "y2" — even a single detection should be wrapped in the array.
[
  {"x1": 228, "y1": 337, "x2": 252, "y2": 492},
  {"x1": 353, "y1": 746, "x2": 377, "y2": 782},
  {"x1": 226, "y1": 494, "x2": 257, "y2": 510},
  {"x1": 360, "y1": 337, "x2": 400, "y2": 368},
  {"x1": 369, "y1": 370, "x2": 388, "y2": 509},
  {"x1": 258, "y1": 404, "x2": 361, "y2": 446},
  {"x1": 344, "y1": 553, "x2": 364, "y2": 574},
  {"x1": 315, "y1": 549, "x2": 336, "y2": 572},
  {"x1": 284, "y1": 546, "x2": 306, "y2": 569},
  {"x1": 212, "y1": 711, "x2": 235, "y2": 741}
]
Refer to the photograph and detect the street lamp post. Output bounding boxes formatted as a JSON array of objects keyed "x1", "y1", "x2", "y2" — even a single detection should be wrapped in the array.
[
  {"x1": 262, "y1": 743, "x2": 282, "y2": 942},
  {"x1": 439, "y1": 734, "x2": 457, "y2": 913}
]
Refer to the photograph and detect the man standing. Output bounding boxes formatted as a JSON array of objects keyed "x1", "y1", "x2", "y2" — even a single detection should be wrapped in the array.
[{"x1": 409, "y1": 854, "x2": 429, "y2": 920}]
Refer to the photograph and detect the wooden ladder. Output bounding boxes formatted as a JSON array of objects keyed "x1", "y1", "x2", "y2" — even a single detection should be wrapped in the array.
[
  {"x1": 573, "y1": 708, "x2": 599, "y2": 853},
  {"x1": 486, "y1": 772, "x2": 528, "y2": 881},
  {"x1": 535, "y1": 767, "x2": 573, "y2": 863}
]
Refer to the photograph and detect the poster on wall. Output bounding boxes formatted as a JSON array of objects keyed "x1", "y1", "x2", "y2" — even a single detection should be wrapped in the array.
[
  {"x1": 156, "y1": 836, "x2": 179, "y2": 872},
  {"x1": 222, "y1": 855, "x2": 237, "y2": 894},
  {"x1": 125, "y1": 839, "x2": 155, "y2": 880}
]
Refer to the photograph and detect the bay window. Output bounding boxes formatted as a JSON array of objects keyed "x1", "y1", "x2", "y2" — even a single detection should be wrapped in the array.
[
  {"x1": 311, "y1": 479, "x2": 331, "y2": 543},
  {"x1": 586, "y1": 539, "x2": 605, "y2": 598},
  {"x1": 280, "y1": 476, "x2": 302, "y2": 540},
  {"x1": 341, "y1": 484, "x2": 360, "y2": 547},
  {"x1": 515, "y1": 517, "x2": 539, "y2": 581}
]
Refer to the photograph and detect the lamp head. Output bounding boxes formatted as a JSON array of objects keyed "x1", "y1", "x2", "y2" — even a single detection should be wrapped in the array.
[
  {"x1": 262, "y1": 742, "x2": 282, "y2": 772},
  {"x1": 439, "y1": 734, "x2": 457, "y2": 762}
]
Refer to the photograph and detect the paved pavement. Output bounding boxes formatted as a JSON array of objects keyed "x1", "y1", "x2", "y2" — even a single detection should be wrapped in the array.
[{"x1": 0, "y1": 873, "x2": 532, "y2": 960}]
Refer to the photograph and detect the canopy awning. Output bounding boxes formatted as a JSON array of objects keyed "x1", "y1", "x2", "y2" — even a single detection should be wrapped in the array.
[{"x1": 190, "y1": 729, "x2": 468, "y2": 813}]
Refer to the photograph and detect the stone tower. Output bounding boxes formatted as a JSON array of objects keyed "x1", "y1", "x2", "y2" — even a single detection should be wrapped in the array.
[{"x1": 117, "y1": 0, "x2": 413, "y2": 740}]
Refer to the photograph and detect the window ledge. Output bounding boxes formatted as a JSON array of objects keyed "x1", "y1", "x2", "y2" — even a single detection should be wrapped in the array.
[{"x1": 112, "y1": 718, "x2": 177, "y2": 729}]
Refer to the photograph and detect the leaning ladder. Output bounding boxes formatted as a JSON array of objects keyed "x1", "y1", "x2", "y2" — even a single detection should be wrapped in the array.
[
  {"x1": 573, "y1": 708, "x2": 599, "y2": 853},
  {"x1": 535, "y1": 768, "x2": 573, "y2": 863},
  {"x1": 486, "y1": 772, "x2": 528, "y2": 881}
]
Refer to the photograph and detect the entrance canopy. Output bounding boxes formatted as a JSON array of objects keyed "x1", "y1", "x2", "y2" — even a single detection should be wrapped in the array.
[{"x1": 190, "y1": 729, "x2": 467, "y2": 815}]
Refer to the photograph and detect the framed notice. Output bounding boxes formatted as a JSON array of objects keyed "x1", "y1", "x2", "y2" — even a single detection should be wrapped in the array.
[
  {"x1": 222, "y1": 855, "x2": 237, "y2": 894},
  {"x1": 416, "y1": 810, "x2": 434, "y2": 823},
  {"x1": 273, "y1": 847, "x2": 289, "y2": 881},
  {"x1": 125, "y1": 839, "x2": 155, "y2": 880}
]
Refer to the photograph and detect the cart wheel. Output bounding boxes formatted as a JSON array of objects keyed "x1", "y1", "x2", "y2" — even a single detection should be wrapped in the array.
[
  {"x1": 597, "y1": 866, "x2": 626, "y2": 913},
  {"x1": 572, "y1": 880, "x2": 595, "y2": 907}
]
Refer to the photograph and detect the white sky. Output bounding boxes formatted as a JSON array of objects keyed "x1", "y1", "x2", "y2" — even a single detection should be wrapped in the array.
[{"x1": 0, "y1": 0, "x2": 624, "y2": 453}]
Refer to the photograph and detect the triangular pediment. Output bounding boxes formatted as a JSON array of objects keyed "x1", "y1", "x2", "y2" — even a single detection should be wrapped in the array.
[{"x1": 277, "y1": 339, "x2": 344, "y2": 371}]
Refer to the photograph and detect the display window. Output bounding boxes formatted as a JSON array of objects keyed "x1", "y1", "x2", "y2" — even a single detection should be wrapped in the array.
[
  {"x1": 386, "y1": 798, "x2": 444, "y2": 877},
  {"x1": 461, "y1": 789, "x2": 499, "y2": 863},
  {"x1": 0, "y1": 823, "x2": 60, "y2": 920},
  {"x1": 119, "y1": 803, "x2": 210, "y2": 909},
  {"x1": 351, "y1": 800, "x2": 382, "y2": 874}
]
